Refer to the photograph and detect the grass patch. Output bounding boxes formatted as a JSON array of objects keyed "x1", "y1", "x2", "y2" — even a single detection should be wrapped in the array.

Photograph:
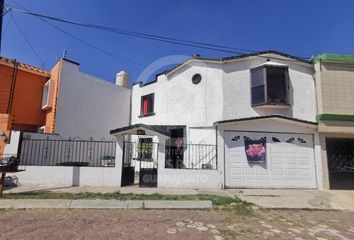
[{"x1": 2, "y1": 191, "x2": 253, "y2": 212}]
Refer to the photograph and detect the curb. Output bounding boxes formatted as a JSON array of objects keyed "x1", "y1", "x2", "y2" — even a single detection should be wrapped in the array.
[{"x1": 0, "y1": 199, "x2": 213, "y2": 209}]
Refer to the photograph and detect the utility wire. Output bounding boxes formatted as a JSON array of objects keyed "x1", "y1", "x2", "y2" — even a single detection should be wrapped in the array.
[
  {"x1": 36, "y1": 15, "x2": 147, "y2": 67},
  {"x1": 2, "y1": 10, "x2": 12, "y2": 39},
  {"x1": 8, "y1": 1, "x2": 147, "y2": 68},
  {"x1": 8, "y1": 0, "x2": 312, "y2": 63},
  {"x1": 12, "y1": 7, "x2": 246, "y2": 55},
  {"x1": 9, "y1": 7, "x2": 256, "y2": 55},
  {"x1": 2, "y1": 4, "x2": 11, "y2": 16},
  {"x1": 8, "y1": 3, "x2": 311, "y2": 60},
  {"x1": 10, "y1": 12, "x2": 46, "y2": 68}
]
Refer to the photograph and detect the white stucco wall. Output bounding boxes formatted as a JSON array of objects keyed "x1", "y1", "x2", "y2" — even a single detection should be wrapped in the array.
[
  {"x1": 132, "y1": 62, "x2": 224, "y2": 128},
  {"x1": 157, "y1": 169, "x2": 221, "y2": 189},
  {"x1": 55, "y1": 60, "x2": 131, "y2": 140},
  {"x1": 131, "y1": 54, "x2": 316, "y2": 144},
  {"x1": 9, "y1": 166, "x2": 122, "y2": 187},
  {"x1": 222, "y1": 58, "x2": 316, "y2": 122},
  {"x1": 131, "y1": 62, "x2": 223, "y2": 145},
  {"x1": 188, "y1": 127, "x2": 216, "y2": 145}
]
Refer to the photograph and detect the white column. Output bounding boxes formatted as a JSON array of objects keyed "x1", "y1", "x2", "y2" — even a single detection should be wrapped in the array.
[
  {"x1": 216, "y1": 126, "x2": 225, "y2": 189},
  {"x1": 4, "y1": 131, "x2": 21, "y2": 156},
  {"x1": 157, "y1": 137, "x2": 166, "y2": 188},
  {"x1": 314, "y1": 132, "x2": 324, "y2": 189},
  {"x1": 114, "y1": 135, "x2": 124, "y2": 187}
]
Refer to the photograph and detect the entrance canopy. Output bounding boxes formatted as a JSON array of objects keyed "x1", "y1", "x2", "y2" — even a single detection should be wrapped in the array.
[{"x1": 110, "y1": 124, "x2": 170, "y2": 139}]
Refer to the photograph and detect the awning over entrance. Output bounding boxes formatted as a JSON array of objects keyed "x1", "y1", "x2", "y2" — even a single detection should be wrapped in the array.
[{"x1": 110, "y1": 124, "x2": 171, "y2": 139}]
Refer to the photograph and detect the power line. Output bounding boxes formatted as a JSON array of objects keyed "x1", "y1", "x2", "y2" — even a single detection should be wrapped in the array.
[
  {"x1": 12, "y1": 7, "x2": 246, "y2": 55},
  {"x1": 7, "y1": 0, "x2": 312, "y2": 63},
  {"x1": 8, "y1": 3, "x2": 312, "y2": 60},
  {"x1": 10, "y1": 12, "x2": 46, "y2": 68},
  {"x1": 2, "y1": 4, "x2": 10, "y2": 16},
  {"x1": 2, "y1": 10, "x2": 11, "y2": 39},
  {"x1": 7, "y1": 1, "x2": 147, "y2": 68},
  {"x1": 8, "y1": 7, "x2": 255, "y2": 55},
  {"x1": 36, "y1": 15, "x2": 147, "y2": 68}
]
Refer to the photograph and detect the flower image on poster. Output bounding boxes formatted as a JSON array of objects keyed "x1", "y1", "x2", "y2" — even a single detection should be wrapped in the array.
[{"x1": 244, "y1": 137, "x2": 266, "y2": 162}]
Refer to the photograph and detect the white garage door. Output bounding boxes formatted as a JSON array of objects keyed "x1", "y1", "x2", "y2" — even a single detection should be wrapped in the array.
[{"x1": 225, "y1": 131, "x2": 316, "y2": 188}]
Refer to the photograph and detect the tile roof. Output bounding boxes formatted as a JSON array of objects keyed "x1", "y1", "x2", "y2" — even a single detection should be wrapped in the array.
[
  {"x1": 161, "y1": 50, "x2": 311, "y2": 76},
  {"x1": 131, "y1": 50, "x2": 312, "y2": 86},
  {"x1": 0, "y1": 56, "x2": 50, "y2": 76}
]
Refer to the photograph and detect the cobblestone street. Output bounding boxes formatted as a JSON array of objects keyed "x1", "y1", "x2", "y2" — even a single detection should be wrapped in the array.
[{"x1": 0, "y1": 209, "x2": 353, "y2": 240}]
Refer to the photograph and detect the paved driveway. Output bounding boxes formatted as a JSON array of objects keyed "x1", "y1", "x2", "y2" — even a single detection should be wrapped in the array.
[
  {"x1": 227, "y1": 189, "x2": 354, "y2": 210},
  {"x1": 0, "y1": 209, "x2": 353, "y2": 240}
]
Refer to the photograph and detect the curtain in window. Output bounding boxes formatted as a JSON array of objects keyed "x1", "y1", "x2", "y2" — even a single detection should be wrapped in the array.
[{"x1": 143, "y1": 98, "x2": 149, "y2": 115}]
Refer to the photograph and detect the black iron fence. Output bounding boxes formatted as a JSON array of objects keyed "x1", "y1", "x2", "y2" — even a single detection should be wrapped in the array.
[
  {"x1": 122, "y1": 141, "x2": 217, "y2": 170},
  {"x1": 19, "y1": 139, "x2": 116, "y2": 167},
  {"x1": 123, "y1": 141, "x2": 159, "y2": 169},
  {"x1": 165, "y1": 143, "x2": 217, "y2": 170}
]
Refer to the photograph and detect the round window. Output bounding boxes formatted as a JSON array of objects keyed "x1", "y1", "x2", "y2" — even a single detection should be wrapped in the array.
[{"x1": 192, "y1": 73, "x2": 202, "y2": 84}]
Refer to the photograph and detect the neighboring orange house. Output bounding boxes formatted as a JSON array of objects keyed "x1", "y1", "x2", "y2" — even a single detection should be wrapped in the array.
[
  {"x1": 0, "y1": 57, "x2": 51, "y2": 154},
  {"x1": 1, "y1": 56, "x2": 131, "y2": 155}
]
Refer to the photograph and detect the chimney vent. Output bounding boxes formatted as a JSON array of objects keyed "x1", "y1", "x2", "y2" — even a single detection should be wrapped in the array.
[{"x1": 115, "y1": 71, "x2": 130, "y2": 88}]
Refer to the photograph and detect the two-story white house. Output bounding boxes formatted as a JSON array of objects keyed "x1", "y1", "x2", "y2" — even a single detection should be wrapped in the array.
[{"x1": 111, "y1": 50, "x2": 322, "y2": 189}]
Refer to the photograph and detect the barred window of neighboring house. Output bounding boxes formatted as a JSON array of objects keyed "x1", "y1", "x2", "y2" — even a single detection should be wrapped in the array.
[
  {"x1": 251, "y1": 66, "x2": 289, "y2": 106},
  {"x1": 140, "y1": 93, "x2": 154, "y2": 117}
]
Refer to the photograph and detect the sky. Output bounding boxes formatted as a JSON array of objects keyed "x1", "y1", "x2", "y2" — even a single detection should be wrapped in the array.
[{"x1": 3, "y1": 0, "x2": 354, "y2": 84}]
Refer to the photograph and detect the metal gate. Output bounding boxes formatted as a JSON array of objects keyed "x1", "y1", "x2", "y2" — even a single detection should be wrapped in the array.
[
  {"x1": 121, "y1": 141, "x2": 158, "y2": 187},
  {"x1": 326, "y1": 138, "x2": 354, "y2": 190}
]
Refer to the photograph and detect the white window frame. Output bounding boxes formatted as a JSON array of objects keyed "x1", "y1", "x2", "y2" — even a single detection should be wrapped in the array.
[
  {"x1": 38, "y1": 126, "x2": 46, "y2": 133},
  {"x1": 41, "y1": 79, "x2": 51, "y2": 110}
]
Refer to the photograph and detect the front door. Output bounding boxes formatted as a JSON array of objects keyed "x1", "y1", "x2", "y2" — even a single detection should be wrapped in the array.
[
  {"x1": 138, "y1": 138, "x2": 158, "y2": 187},
  {"x1": 165, "y1": 128, "x2": 184, "y2": 169}
]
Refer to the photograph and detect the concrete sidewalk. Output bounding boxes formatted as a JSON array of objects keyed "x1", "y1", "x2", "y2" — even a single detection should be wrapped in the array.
[
  {"x1": 0, "y1": 199, "x2": 213, "y2": 209},
  {"x1": 3, "y1": 185, "x2": 354, "y2": 211},
  {"x1": 229, "y1": 189, "x2": 354, "y2": 211}
]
